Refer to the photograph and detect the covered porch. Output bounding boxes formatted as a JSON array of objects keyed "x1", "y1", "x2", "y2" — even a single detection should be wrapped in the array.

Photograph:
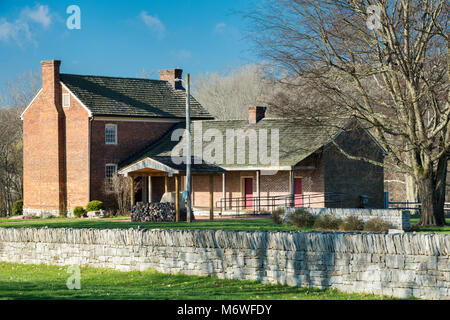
[{"x1": 119, "y1": 156, "x2": 225, "y2": 220}]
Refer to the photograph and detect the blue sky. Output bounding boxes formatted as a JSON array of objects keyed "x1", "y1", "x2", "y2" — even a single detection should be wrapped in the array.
[{"x1": 0, "y1": 0, "x2": 257, "y2": 89}]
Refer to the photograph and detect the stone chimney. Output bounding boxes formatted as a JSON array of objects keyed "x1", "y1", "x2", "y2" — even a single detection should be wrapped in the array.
[
  {"x1": 159, "y1": 69, "x2": 183, "y2": 89},
  {"x1": 248, "y1": 106, "x2": 267, "y2": 124}
]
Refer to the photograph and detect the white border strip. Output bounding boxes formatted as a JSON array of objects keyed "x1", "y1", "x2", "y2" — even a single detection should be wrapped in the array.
[
  {"x1": 20, "y1": 88, "x2": 42, "y2": 120},
  {"x1": 60, "y1": 82, "x2": 93, "y2": 117}
]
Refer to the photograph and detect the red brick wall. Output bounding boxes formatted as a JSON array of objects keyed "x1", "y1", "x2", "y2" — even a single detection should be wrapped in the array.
[
  {"x1": 61, "y1": 86, "x2": 90, "y2": 212},
  {"x1": 89, "y1": 120, "x2": 177, "y2": 207},
  {"x1": 23, "y1": 61, "x2": 66, "y2": 214},
  {"x1": 191, "y1": 164, "x2": 325, "y2": 209}
]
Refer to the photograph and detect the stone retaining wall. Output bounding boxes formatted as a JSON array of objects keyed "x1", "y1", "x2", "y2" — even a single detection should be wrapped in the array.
[
  {"x1": 283, "y1": 208, "x2": 410, "y2": 230},
  {"x1": 0, "y1": 227, "x2": 448, "y2": 299}
]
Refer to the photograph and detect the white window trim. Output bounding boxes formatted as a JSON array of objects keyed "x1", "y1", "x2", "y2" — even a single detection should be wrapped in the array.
[
  {"x1": 62, "y1": 93, "x2": 70, "y2": 107},
  {"x1": 105, "y1": 163, "x2": 118, "y2": 178},
  {"x1": 105, "y1": 123, "x2": 118, "y2": 145},
  {"x1": 105, "y1": 163, "x2": 118, "y2": 192}
]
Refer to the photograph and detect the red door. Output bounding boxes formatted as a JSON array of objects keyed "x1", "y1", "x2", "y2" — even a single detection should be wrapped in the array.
[
  {"x1": 294, "y1": 178, "x2": 303, "y2": 207},
  {"x1": 244, "y1": 178, "x2": 253, "y2": 209}
]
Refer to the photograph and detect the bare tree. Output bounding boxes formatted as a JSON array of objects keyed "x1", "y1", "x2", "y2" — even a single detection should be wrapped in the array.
[
  {"x1": 247, "y1": 0, "x2": 449, "y2": 226},
  {"x1": 104, "y1": 175, "x2": 141, "y2": 215},
  {"x1": 0, "y1": 107, "x2": 23, "y2": 216},
  {"x1": 192, "y1": 64, "x2": 275, "y2": 120},
  {"x1": 0, "y1": 70, "x2": 40, "y2": 216}
]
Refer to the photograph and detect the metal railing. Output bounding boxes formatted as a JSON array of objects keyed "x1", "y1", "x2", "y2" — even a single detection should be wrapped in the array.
[
  {"x1": 389, "y1": 201, "x2": 450, "y2": 214},
  {"x1": 215, "y1": 192, "x2": 345, "y2": 215}
]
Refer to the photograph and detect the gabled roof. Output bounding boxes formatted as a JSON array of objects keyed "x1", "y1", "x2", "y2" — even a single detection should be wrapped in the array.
[
  {"x1": 119, "y1": 117, "x2": 368, "y2": 173},
  {"x1": 60, "y1": 73, "x2": 213, "y2": 119}
]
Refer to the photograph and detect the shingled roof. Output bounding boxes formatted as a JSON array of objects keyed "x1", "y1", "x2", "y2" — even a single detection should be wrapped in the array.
[
  {"x1": 60, "y1": 73, "x2": 213, "y2": 119},
  {"x1": 119, "y1": 118, "x2": 352, "y2": 173}
]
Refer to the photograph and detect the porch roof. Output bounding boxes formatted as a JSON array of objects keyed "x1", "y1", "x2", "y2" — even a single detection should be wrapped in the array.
[{"x1": 119, "y1": 155, "x2": 225, "y2": 176}]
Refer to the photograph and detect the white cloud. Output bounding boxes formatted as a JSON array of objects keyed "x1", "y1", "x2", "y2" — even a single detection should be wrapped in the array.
[
  {"x1": 0, "y1": 4, "x2": 52, "y2": 45},
  {"x1": 140, "y1": 11, "x2": 165, "y2": 39},
  {"x1": 214, "y1": 22, "x2": 226, "y2": 33},
  {"x1": 22, "y1": 5, "x2": 52, "y2": 28}
]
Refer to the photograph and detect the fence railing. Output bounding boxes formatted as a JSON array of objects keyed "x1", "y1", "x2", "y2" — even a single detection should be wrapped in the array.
[
  {"x1": 216, "y1": 192, "x2": 345, "y2": 215},
  {"x1": 389, "y1": 201, "x2": 450, "y2": 214}
]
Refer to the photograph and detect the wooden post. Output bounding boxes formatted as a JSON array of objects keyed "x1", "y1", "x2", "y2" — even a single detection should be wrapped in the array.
[
  {"x1": 175, "y1": 175, "x2": 180, "y2": 222},
  {"x1": 148, "y1": 176, "x2": 152, "y2": 203},
  {"x1": 290, "y1": 169, "x2": 295, "y2": 207},
  {"x1": 129, "y1": 176, "x2": 135, "y2": 207},
  {"x1": 256, "y1": 170, "x2": 260, "y2": 212},
  {"x1": 164, "y1": 176, "x2": 168, "y2": 193},
  {"x1": 221, "y1": 173, "x2": 226, "y2": 215},
  {"x1": 142, "y1": 176, "x2": 148, "y2": 203},
  {"x1": 209, "y1": 175, "x2": 214, "y2": 220}
]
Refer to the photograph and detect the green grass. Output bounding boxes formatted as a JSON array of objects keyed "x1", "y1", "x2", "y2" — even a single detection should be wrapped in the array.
[
  {"x1": 0, "y1": 262, "x2": 393, "y2": 300},
  {"x1": 0, "y1": 216, "x2": 307, "y2": 232},
  {"x1": 410, "y1": 217, "x2": 450, "y2": 234},
  {"x1": 0, "y1": 216, "x2": 448, "y2": 233}
]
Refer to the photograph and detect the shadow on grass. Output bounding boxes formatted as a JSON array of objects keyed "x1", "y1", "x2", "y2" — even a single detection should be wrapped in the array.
[{"x1": 0, "y1": 263, "x2": 389, "y2": 300}]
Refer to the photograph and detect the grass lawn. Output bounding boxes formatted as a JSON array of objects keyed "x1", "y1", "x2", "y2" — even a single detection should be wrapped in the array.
[
  {"x1": 410, "y1": 217, "x2": 450, "y2": 234},
  {"x1": 0, "y1": 262, "x2": 393, "y2": 300},
  {"x1": 0, "y1": 216, "x2": 449, "y2": 233},
  {"x1": 0, "y1": 216, "x2": 307, "y2": 232}
]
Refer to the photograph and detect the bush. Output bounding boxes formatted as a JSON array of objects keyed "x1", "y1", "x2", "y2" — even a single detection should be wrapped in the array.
[
  {"x1": 313, "y1": 214, "x2": 342, "y2": 230},
  {"x1": 363, "y1": 217, "x2": 390, "y2": 232},
  {"x1": 271, "y1": 208, "x2": 285, "y2": 225},
  {"x1": 290, "y1": 209, "x2": 315, "y2": 228},
  {"x1": 339, "y1": 216, "x2": 364, "y2": 231},
  {"x1": 12, "y1": 200, "x2": 23, "y2": 216},
  {"x1": 86, "y1": 200, "x2": 105, "y2": 212},
  {"x1": 73, "y1": 206, "x2": 86, "y2": 218}
]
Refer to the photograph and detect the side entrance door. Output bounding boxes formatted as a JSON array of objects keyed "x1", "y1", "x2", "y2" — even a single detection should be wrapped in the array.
[
  {"x1": 244, "y1": 178, "x2": 253, "y2": 209},
  {"x1": 294, "y1": 178, "x2": 303, "y2": 207}
]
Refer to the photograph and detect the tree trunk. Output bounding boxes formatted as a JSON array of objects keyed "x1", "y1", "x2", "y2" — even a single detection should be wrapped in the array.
[
  {"x1": 405, "y1": 174, "x2": 419, "y2": 203},
  {"x1": 417, "y1": 158, "x2": 447, "y2": 226}
]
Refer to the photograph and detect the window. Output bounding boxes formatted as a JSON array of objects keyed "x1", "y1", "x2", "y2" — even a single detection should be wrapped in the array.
[
  {"x1": 105, "y1": 124, "x2": 117, "y2": 145},
  {"x1": 105, "y1": 164, "x2": 117, "y2": 191},
  {"x1": 62, "y1": 93, "x2": 70, "y2": 107}
]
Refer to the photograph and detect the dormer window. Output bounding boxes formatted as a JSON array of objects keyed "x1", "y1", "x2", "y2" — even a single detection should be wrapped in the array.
[
  {"x1": 62, "y1": 93, "x2": 70, "y2": 107},
  {"x1": 105, "y1": 124, "x2": 117, "y2": 145}
]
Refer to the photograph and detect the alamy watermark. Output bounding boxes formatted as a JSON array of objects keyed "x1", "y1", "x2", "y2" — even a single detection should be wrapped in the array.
[
  {"x1": 66, "y1": 5, "x2": 81, "y2": 30},
  {"x1": 66, "y1": 265, "x2": 81, "y2": 290},
  {"x1": 170, "y1": 122, "x2": 280, "y2": 174}
]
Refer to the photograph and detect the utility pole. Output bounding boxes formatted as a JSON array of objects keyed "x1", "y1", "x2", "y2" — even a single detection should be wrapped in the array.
[{"x1": 185, "y1": 73, "x2": 192, "y2": 222}]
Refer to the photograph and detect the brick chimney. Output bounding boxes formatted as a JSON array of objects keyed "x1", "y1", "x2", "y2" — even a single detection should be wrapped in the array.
[
  {"x1": 159, "y1": 69, "x2": 183, "y2": 89},
  {"x1": 41, "y1": 60, "x2": 62, "y2": 107},
  {"x1": 248, "y1": 106, "x2": 267, "y2": 124},
  {"x1": 30, "y1": 60, "x2": 66, "y2": 215}
]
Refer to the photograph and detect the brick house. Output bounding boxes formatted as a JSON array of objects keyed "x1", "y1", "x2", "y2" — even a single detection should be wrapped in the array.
[{"x1": 22, "y1": 60, "x2": 386, "y2": 217}]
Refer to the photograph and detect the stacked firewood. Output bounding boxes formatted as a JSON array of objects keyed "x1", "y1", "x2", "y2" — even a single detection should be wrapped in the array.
[{"x1": 131, "y1": 202, "x2": 193, "y2": 222}]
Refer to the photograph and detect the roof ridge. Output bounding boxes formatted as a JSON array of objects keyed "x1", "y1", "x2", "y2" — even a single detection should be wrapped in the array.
[
  {"x1": 60, "y1": 73, "x2": 167, "y2": 83},
  {"x1": 191, "y1": 117, "x2": 306, "y2": 123}
]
